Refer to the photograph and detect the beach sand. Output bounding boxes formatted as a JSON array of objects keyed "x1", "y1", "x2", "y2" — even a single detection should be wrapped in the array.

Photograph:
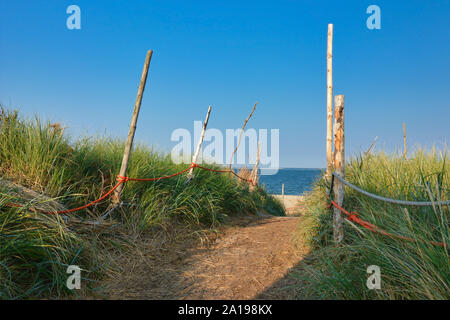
[{"x1": 272, "y1": 194, "x2": 304, "y2": 216}]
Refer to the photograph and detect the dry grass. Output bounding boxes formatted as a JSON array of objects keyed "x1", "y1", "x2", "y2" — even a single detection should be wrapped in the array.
[{"x1": 237, "y1": 167, "x2": 252, "y2": 185}]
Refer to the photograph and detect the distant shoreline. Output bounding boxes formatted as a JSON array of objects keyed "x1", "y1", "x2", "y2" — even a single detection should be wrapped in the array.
[{"x1": 259, "y1": 168, "x2": 322, "y2": 195}]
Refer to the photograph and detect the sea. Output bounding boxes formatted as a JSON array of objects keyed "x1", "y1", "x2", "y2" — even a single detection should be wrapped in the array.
[{"x1": 258, "y1": 168, "x2": 323, "y2": 195}]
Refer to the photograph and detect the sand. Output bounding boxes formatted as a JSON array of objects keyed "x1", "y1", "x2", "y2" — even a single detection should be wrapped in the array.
[{"x1": 271, "y1": 194, "x2": 304, "y2": 216}]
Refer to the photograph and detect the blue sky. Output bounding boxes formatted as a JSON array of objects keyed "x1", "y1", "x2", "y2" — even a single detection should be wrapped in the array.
[{"x1": 0, "y1": 0, "x2": 449, "y2": 168}]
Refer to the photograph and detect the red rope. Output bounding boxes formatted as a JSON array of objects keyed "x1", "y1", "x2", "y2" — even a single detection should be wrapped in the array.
[
  {"x1": 6, "y1": 180, "x2": 125, "y2": 215},
  {"x1": 195, "y1": 164, "x2": 254, "y2": 184},
  {"x1": 329, "y1": 201, "x2": 446, "y2": 247},
  {"x1": 118, "y1": 164, "x2": 194, "y2": 182},
  {"x1": 4, "y1": 163, "x2": 257, "y2": 215}
]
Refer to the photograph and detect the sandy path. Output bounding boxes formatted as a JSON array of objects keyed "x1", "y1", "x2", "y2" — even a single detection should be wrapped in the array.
[{"x1": 100, "y1": 215, "x2": 306, "y2": 300}]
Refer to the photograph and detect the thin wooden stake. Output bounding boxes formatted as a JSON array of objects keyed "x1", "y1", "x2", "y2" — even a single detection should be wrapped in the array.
[
  {"x1": 365, "y1": 136, "x2": 378, "y2": 155},
  {"x1": 228, "y1": 102, "x2": 258, "y2": 169},
  {"x1": 281, "y1": 183, "x2": 285, "y2": 207},
  {"x1": 326, "y1": 24, "x2": 334, "y2": 180},
  {"x1": 333, "y1": 94, "x2": 345, "y2": 244},
  {"x1": 403, "y1": 122, "x2": 407, "y2": 159},
  {"x1": 112, "y1": 50, "x2": 153, "y2": 205},
  {"x1": 249, "y1": 140, "x2": 261, "y2": 192},
  {"x1": 187, "y1": 106, "x2": 212, "y2": 181}
]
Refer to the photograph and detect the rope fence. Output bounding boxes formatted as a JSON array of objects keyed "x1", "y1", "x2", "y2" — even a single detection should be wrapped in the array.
[
  {"x1": 332, "y1": 172, "x2": 450, "y2": 206},
  {"x1": 5, "y1": 163, "x2": 256, "y2": 215},
  {"x1": 328, "y1": 200, "x2": 446, "y2": 247},
  {"x1": 6, "y1": 163, "x2": 448, "y2": 248},
  {"x1": 329, "y1": 172, "x2": 449, "y2": 248}
]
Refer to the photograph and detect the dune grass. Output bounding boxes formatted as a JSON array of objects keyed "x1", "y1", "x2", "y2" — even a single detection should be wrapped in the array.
[
  {"x1": 293, "y1": 148, "x2": 449, "y2": 299},
  {"x1": 0, "y1": 107, "x2": 284, "y2": 299}
]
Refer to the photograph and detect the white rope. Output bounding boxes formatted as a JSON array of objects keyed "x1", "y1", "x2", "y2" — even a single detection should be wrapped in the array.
[{"x1": 332, "y1": 172, "x2": 450, "y2": 206}]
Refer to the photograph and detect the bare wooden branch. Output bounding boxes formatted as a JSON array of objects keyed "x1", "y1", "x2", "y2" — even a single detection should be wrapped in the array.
[
  {"x1": 326, "y1": 24, "x2": 334, "y2": 179},
  {"x1": 228, "y1": 102, "x2": 258, "y2": 169},
  {"x1": 187, "y1": 105, "x2": 212, "y2": 181},
  {"x1": 112, "y1": 50, "x2": 153, "y2": 205},
  {"x1": 333, "y1": 94, "x2": 345, "y2": 244}
]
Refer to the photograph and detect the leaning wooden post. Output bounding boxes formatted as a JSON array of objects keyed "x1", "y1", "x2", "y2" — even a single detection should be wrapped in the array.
[
  {"x1": 333, "y1": 94, "x2": 345, "y2": 244},
  {"x1": 326, "y1": 23, "x2": 334, "y2": 180},
  {"x1": 228, "y1": 102, "x2": 258, "y2": 169},
  {"x1": 187, "y1": 105, "x2": 212, "y2": 181},
  {"x1": 112, "y1": 50, "x2": 153, "y2": 205}
]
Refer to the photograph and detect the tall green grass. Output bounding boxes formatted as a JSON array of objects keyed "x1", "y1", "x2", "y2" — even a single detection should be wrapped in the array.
[
  {"x1": 294, "y1": 149, "x2": 449, "y2": 299},
  {"x1": 0, "y1": 107, "x2": 284, "y2": 299},
  {"x1": 0, "y1": 198, "x2": 88, "y2": 299}
]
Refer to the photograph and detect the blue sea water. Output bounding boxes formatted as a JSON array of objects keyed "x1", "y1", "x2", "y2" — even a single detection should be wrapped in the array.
[{"x1": 258, "y1": 168, "x2": 323, "y2": 195}]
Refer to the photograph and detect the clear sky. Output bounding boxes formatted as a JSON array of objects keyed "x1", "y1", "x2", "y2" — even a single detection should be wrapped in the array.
[{"x1": 0, "y1": 0, "x2": 449, "y2": 168}]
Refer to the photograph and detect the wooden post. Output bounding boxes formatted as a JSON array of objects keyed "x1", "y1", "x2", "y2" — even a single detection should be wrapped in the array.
[
  {"x1": 228, "y1": 102, "x2": 257, "y2": 169},
  {"x1": 281, "y1": 183, "x2": 285, "y2": 207},
  {"x1": 333, "y1": 94, "x2": 345, "y2": 244},
  {"x1": 112, "y1": 50, "x2": 153, "y2": 204},
  {"x1": 187, "y1": 106, "x2": 212, "y2": 181},
  {"x1": 326, "y1": 24, "x2": 334, "y2": 180},
  {"x1": 249, "y1": 140, "x2": 261, "y2": 192},
  {"x1": 403, "y1": 122, "x2": 407, "y2": 159}
]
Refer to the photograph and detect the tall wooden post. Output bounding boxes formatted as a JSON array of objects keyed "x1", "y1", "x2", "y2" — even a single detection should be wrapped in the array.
[
  {"x1": 187, "y1": 105, "x2": 212, "y2": 181},
  {"x1": 281, "y1": 183, "x2": 285, "y2": 207},
  {"x1": 326, "y1": 24, "x2": 334, "y2": 179},
  {"x1": 333, "y1": 95, "x2": 345, "y2": 244},
  {"x1": 112, "y1": 50, "x2": 153, "y2": 204}
]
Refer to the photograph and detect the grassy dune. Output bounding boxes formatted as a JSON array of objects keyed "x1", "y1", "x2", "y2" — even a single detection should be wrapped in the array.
[
  {"x1": 294, "y1": 149, "x2": 449, "y2": 299},
  {"x1": 0, "y1": 107, "x2": 284, "y2": 299}
]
